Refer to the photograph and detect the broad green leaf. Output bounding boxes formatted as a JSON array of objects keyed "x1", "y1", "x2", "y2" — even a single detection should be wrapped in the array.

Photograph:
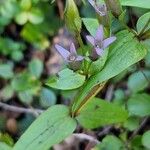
[
  {"x1": 40, "y1": 88, "x2": 56, "y2": 108},
  {"x1": 96, "y1": 135, "x2": 125, "y2": 150},
  {"x1": 120, "y1": 0, "x2": 150, "y2": 9},
  {"x1": 29, "y1": 58, "x2": 43, "y2": 79},
  {"x1": 46, "y1": 68, "x2": 85, "y2": 90},
  {"x1": 0, "y1": 142, "x2": 12, "y2": 150},
  {"x1": 0, "y1": 64, "x2": 14, "y2": 79},
  {"x1": 137, "y1": 12, "x2": 150, "y2": 34},
  {"x1": 76, "y1": 98, "x2": 128, "y2": 129},
  {"x1": 82, "y1": 18, "x2": 99, "y2": 36},
  {"x1": 72, "y1": 30, "x2": 147, "y2": 113},
  {"x1": 127, "y1": 70, "x2": 150, "y2": 93},
  {"x1": 142, "y1": 130, "x2": 150, "y2": 149},
  {"x1": 127, "y1": 93, "x2": 150, "y2": 117},
  {"x1": 124, "y1": 117, "x2": 140, "y2": 131},
  {"x1": 13, "y1": 105, "x2": 76, "y2": 150}
]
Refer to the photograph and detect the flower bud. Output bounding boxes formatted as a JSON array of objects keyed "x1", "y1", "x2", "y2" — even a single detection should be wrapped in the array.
[
  {"x1": 64, "y1": 0, "x2": 82, "y2": 34},
  {"x1": 104, "y1": 0, "x2": 123, "y2": 18}
]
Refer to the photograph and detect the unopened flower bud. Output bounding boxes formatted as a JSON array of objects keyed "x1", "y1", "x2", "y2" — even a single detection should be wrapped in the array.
[
  {"x1": 104, "y1": 0, "x2": 123, "y2": 17},
  {"x1": 64, "y1": 0, "x2": 82, "y2": 34}
]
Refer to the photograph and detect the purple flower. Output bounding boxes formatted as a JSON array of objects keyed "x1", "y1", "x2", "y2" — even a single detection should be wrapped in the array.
[
  {"x1": 55, "y1": 43, "x2": 84, "y2": 63},
  {"x1": 86, "y1": 25, "x2": 116, "y2": 59},
  {"x1": 88, "y1": 0, "x2": 107, "y2": 16}
]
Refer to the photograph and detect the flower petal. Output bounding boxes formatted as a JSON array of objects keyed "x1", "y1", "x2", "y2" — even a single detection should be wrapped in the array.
[
  {"x1": 55, "y1": 44, "x2": 70, "y2": 60},
  {"x1": 103, "y1": 36, "x2": 116, "y2": 48},
  {"x1": 70, "y1": 43, "x2": 77, "y2": 54},
  {"x1": 86, "y1": 35, "x2": 95, "y2": 46},
  {"x1": 76, "y1": 55, "x2": 84, "y2": 61},
  {"x1": 96, "y1": 25, "x2": 104, "y2": 41},
  {"x1": 95, "y1": 47, "x2": 104, "y2": 56}
]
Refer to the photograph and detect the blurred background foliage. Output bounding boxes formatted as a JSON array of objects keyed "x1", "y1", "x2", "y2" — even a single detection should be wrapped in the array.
[{"x1": 0, "y1": 0, "x2": 150, "y2": 149}]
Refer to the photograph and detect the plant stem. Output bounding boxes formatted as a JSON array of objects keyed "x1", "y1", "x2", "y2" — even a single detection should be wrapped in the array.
[
  {"x1": 119, "y1": 20, "x2": 137, "y2": 36},
  {"x1": 77, "y1": 33, "x2": 87, "y2": 74}
]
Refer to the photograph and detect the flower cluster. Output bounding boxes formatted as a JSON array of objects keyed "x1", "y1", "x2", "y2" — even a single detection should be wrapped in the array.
[
  {"x1": 55, "y1": 0, "x2": 116, "y2": 72},
  {"x1": 86, "y1": 25, "x2": 116, "y2": 60},
  {"x1": 55, "y1": 25, "x2": 116, "y2": 69}
]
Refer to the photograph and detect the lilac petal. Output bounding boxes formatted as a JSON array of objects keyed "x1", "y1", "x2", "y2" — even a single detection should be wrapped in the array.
[
  {"x1": 55, "y1": 44, "x2": 70, "y2": 60},
  {"x1": 95, "y1": 47, "x2": 104, "y2": 56},
  {"x1": 96, "y1": 25, "x2": 104, "y2": 41},
  {"x1": 76, "y1": 55, "x2": 84, "y2": 61},
  {"x1": 103, "y1": 36, "x2": 117, "y2": 48},
  {"x1": 86, "y1": 35, "x2": 95, "y2": 46},
  {"x1": 70, "y1": 43, "x2": 77, "y2": 54}
]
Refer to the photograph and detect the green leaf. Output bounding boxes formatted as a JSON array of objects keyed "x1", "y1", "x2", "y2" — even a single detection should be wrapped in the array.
[
  {"x1": 124, "y1": 117, "x2": 140, "y2": 131},
  {"x1": 127, "y1": 93, "x2": 150, "y2": 117},
  {"x1": 127, "y1": 70, "x2": 150, "y2": 93},
  {"x1": 40, "y1": 88, "x2": 56, "y2": 108},
  {"x1": 28, "y1": 8, "x2": 44, "y2": 24},
  {"x1": 29, "y1": 58, "x2": 43, "y2": 79},
  {"x1": 131, "y1": 135, "x2": 142, "y2": 149},
  {"x1": 120, "y1": 0, "x2": 150, "y2": 9},
  {"x1": 0, "y1": 63, "x2": 14, "y2": 79},
  {"x1": 72, "y1": 30, "x2": 147, "y2": 113},
  {"x1": 11, "y1": 50, "x2": 24, "y2": 62},
  {"x1": 15, "y1": 12, "x2": 28, "y2": 25},
  {"x1": 13, "y1": 105, "x2": 76, "y2": 150},
  {"x1": 142, "y1": 130, "x2": 150, "y2": 149},
  {"x1": 18, "y1": 90, "x2": 33, "y2": 104},
  {"x1": 137, "y1": 12, "x2": 150, "y2": 34},
  {"x1": 11, "y1": 72, "x2": 41, "y2": 92},
  {"x1": 0, "y1": 142, "x2": 12, "y2": 150},
  {"x1": 96, "y1": 135, "x2": 125, "y2": 150},
  {"x1": 20, "y1": 0, "x2": 31, "y2": 10},
  {"x1": 82, "y1": 18, "x2": 99, "y2": 36},
  {"x1": 64, "y1": 0, "x2": 82, "y2": 33},
  {"x1": 0, "y1": 85, "x2": 14, "y2": 101},
  {"x1": 46, "y1": 68, "x2": 85, "y2": 90},
  {"x1": 76, "y1": 98, "x2": 128, "y2": 129}
]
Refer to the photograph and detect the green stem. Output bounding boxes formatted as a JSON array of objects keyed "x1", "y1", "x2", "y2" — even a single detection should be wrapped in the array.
[
  {"x1": 119, "y1": 20, "x2": 137, "y2": 36},
  {"x1": 140, "y1": 29, "x2": 150, "y2": 40},
  {"x1": 77, "y1": 33, "x2": 88, "y2": 74}
]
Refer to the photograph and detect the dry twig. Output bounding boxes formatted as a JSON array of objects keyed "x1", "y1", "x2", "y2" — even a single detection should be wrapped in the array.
[
  {"x1": 0, "y1": 102, "x2": 43, "y2": 116},
  {"x1": 73, "y1": 133, "x2": 100, "y2": 145}
]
